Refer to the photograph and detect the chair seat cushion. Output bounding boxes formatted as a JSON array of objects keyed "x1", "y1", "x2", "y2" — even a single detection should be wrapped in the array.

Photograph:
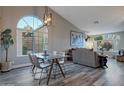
[
  {"x1": 40, "y1": 63, "x2": 51, "y2": 68},
  {"x1": 59, "y1": 61, "x2": 64, "y2": 64}
]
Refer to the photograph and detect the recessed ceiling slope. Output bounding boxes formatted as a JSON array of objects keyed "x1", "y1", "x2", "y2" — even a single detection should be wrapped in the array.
[{"x1": 50, "y1": 6, "x2": 124, "y2": 35}]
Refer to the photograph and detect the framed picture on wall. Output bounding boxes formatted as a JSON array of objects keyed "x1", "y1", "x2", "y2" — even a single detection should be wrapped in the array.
[{"x1": 70, "y1": 31, "x2": 83, "y2": 47}]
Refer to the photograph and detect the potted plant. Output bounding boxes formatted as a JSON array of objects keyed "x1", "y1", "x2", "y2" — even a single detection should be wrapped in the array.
[{"x1": 0, "y1": 29, "x2": 14, "y2": 72}]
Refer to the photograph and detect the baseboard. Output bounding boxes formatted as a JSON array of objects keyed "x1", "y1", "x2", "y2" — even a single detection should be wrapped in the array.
[
  {"x1": 12, "y1": 63, "x2": 32, "y2": 69},
  {"x1": 73, "y1": 62, "x2": 98, "y2": 68},
  {"x1": 0, "y1": 63, "x2": 32, "y2": 73}
]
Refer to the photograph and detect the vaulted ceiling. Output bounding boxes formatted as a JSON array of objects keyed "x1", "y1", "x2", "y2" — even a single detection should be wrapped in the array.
[{"x1": 50, "y1": 6, "x2": 124, "y2": 35}]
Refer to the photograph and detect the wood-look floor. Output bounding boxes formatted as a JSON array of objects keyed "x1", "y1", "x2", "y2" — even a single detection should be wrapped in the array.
[{"x1": 0, "y1": 59, "x2": 124, "y2": 86}]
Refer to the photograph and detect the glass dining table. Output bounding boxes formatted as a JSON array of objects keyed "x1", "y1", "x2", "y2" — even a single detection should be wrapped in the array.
[{"x1": 35, "y1": 53, "x2": 68, "y2": 85}]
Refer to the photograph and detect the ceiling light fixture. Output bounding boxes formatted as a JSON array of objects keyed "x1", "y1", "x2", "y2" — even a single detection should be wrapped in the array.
[
  {"x1": 94, "y1": 20, "x2": 99, "y2": 24},
  {"x1": 43, "y1": 6, "x2": 52, "y2": 26}
]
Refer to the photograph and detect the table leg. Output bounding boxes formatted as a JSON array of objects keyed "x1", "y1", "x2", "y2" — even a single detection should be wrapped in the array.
[
  {"x1": 32, "y1": 65, "x2": 35, "y2": 73},
  {"x1": 46, "y1": 58, "x2": 65, "y2": 85},
  {"x1": 47, "y1": 60, "x2": 54, "y2": 85},
  {"x1": 55, "y1": 59, "x2": 65, "y2": 78}
]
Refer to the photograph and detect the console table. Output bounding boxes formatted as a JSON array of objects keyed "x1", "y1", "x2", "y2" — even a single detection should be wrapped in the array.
[{"x1": 117, "y1": 55, "x2": 124, "y2": 62}]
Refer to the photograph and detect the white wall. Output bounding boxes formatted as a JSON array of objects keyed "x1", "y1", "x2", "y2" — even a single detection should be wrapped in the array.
[{"x1": 0, "y1": 6, "x2": 85, "y2": 66}]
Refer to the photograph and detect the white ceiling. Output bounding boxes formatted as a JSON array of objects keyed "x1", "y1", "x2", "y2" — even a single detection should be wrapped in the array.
[{"x1": 50, "y1": 6, "x2": 124, "y2": 35}]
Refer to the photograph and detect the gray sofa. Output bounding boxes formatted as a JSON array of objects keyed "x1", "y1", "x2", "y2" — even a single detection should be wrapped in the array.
[{"x1": 72, "y1": 48, "x2": 100, "y2": 67}]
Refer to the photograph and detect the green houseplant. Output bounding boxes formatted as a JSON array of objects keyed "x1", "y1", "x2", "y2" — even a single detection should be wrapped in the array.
[
  {"x1": 94, "y1": 35, "x2": 103, "y2": 41},
  {"x1": 93, "y1": 35, "x2": 103, "y2": 51},
  {"x1": 0, "y1": 29, "x2": 14, "y2": 71}
]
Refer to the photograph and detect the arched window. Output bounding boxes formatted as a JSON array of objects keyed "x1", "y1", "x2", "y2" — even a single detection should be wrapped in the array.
[{"x1": 17, "y1": 16, "x2": 48, "y2": 56}]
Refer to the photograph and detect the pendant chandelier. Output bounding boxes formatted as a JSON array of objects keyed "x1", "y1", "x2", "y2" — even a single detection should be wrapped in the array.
[{"x1": 43, "y1": 6, "x2": 52, "y2": 26}]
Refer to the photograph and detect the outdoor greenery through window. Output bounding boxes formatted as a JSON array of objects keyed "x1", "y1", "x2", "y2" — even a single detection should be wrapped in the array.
[
  {"x1": 94, "y1": 35, "x2": 113, "y2": 51},
  {"x1": 94, "y1": 34, "x2": 120, "y2": 51},
  {"x1": 17, "y1": 16, "x2": 48, "y2": 56}
]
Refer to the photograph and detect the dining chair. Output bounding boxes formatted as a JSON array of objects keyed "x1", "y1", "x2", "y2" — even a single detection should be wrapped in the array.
[
  {"x1": 29, "y1": 53, "x2": 48, "y2": 73},
  {"x1": 29, "y1": 54, "x2": 51, "y2": 85},
  {"x1": 58, "y1": 52, "x2": 66, "y2": 73},
  {"x1": 28, "y1": 54, "x2": 37, "y2": 76},
  {"x1": 52, "y1": 51, "x2": 66, "y2": 78},
  {"x1": 29, "y1": 54, "x2": 50, "y2": 85}
]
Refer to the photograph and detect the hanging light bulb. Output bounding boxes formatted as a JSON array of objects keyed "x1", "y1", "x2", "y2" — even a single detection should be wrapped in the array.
[{"x1": 43, "y1": 6, "x2": 52, "y2": 26}]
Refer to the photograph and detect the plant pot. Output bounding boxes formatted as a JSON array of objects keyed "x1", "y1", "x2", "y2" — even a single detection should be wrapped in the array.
[{"x1": 0, "y1": 61, "x2": 14, "y2": 72}]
